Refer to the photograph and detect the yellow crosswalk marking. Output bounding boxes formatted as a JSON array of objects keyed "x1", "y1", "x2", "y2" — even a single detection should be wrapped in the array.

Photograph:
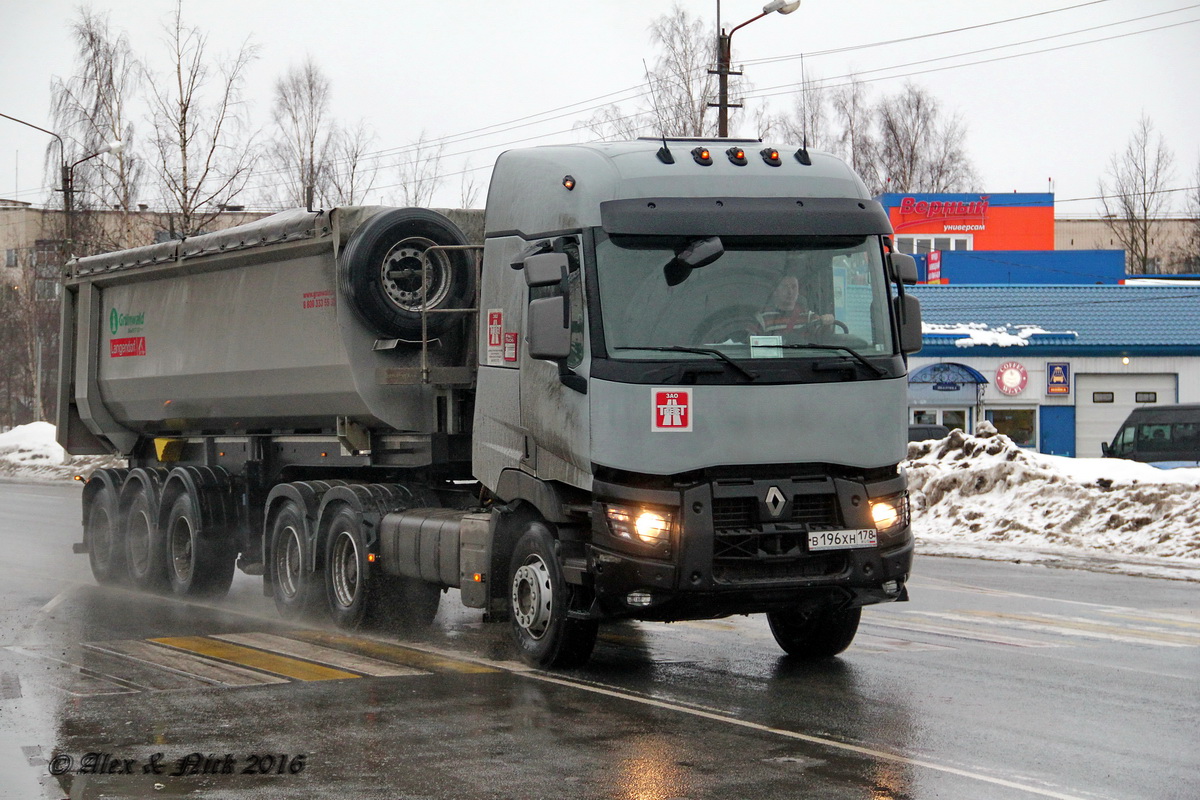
[
  {"x1": 150, "y1": 636, "x2": 362, "y2": 681},
  {"x1": 287, "y1": 630, "x2": 498, "y2": 674}
]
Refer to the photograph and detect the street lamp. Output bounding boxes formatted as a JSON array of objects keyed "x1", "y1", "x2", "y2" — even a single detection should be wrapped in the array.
[
  {"x1": 0, "y1": 111, "x2": 122, "y2": 258},
  {"x1": 712, "y1": 1, "x2": 801, "y2": 137}
]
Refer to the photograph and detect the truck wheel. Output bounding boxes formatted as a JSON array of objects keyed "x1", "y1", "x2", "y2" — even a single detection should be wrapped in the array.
[
  {"x1": 340, "y1": 208, "x2": 473, "y2": 339},
  {"x1": 86, "y1": 486, "x2": 124, "y2": 585},
  {"x1": 767, "y1": 605, "x2": 861, "y2": 659},
  {"x1": 164, "y1": 493, "x2": 235, "y2": 598},
  {"x1": 508, "y1": 524, "x2": 598, "y2": 669},
  {"x1": 124, "y1": 486, "x2": 168, "y2": 591},
  {"x1": 270, "y1": 500, "x2": 321, "y2": 619},
  {"x1": 324, "y1": 507, "x2": 374, "y2": 629}
]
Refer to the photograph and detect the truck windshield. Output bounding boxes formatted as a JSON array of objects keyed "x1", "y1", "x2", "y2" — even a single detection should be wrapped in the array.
[{"x1": 594, "y1": 232, "x2": 895, "y2": 359}]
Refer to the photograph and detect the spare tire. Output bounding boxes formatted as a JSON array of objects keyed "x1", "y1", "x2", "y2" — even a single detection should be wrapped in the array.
[{"x1": 339, "y1": 207, "x2": 474, "y2": 338}]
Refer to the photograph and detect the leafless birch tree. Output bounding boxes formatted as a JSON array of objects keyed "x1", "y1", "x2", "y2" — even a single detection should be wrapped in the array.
[
  {"x1": 145, "y1": 1, "x2": 258, "y2": 237},
  {"x1": 394, "y1": 132, "x2": 444, "y2": 207},
  {"x1": 1099, "y1": 116, "x2": 1176, "y2": 274}
]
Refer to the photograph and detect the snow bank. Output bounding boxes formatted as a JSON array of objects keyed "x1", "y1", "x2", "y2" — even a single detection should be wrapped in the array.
[
  {"x1": 0, "y1": 422, "x2": 124, "y2": 481},
  {"x1": 906, "y1": 422, "x2": 1200, "y2": 572}
]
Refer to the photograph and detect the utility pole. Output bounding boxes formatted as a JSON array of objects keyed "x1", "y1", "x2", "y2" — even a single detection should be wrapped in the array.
[{"x1": 709, "y1": 2, "x2": 801, "y2": 138}]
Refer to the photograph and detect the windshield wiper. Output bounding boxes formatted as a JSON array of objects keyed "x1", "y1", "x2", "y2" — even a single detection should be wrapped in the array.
[
  {"x1": 777, "y1": 343, "x2": 885, "y2": 377},
  {"x1": 613, "y1": 346, "x2": 757, "y2": 382}
]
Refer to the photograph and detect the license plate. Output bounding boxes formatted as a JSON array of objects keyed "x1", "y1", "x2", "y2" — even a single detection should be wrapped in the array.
[{"x1": 808, "y1": 528, "x2": 877, "y2": 551}]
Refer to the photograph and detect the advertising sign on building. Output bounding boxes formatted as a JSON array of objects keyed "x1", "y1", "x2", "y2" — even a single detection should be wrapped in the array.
[
  {"x1": 1046, "y1": 362, "x2": 1071, "y2": 395},
  {"x1": 995, "y1": 361, "x2": 1028, "y2": 396},
  {"x1": 927, "y1": 250, "x2": 942, "y2": 284}
]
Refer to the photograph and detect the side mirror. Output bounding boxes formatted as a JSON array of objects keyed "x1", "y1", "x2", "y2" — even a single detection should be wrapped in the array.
[
  {"x1": 893, "y1": 294, "x2": 923, "y2": 354},
  {"x1": 523, "y1": 252, "x2": 569, "y2": 287},
  {"x1": 528, "y1": 296, "x2": 570, "y2": 360},
  {"x1": 1101, "y1": 442, "x2": 1112, "y2": 458},
  {"x1": 890, "y1": 252, "x2": 918, "y2": 285}
]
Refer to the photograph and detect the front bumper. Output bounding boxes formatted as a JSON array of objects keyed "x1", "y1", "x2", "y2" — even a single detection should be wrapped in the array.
[{"x1": 588, "y1": 471, "x2": 913, "y2": 621}]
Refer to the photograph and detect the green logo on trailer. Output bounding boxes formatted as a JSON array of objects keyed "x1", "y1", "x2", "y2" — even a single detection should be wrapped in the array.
[
  {"x1": 109, "y1": 307, "x2": 118, "y2": 335},
  {"x1": 109, "y1": 308, "x2": 146, "y2": 335}
]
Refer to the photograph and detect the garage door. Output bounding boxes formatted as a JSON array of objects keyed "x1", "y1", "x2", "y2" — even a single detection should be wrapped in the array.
[{"x1": 1075, "y1": 373, "x2": 1178, "y2": 457}]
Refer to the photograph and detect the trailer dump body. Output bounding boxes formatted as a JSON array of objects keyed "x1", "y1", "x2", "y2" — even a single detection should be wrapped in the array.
[{"x1": 62, "y1": 139, "x2": 921, "y2": 668}]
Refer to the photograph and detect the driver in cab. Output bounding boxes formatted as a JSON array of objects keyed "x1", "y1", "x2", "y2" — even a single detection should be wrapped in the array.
[{"x1": 750, "y1": 275, "x2": 835, "y2": 339}]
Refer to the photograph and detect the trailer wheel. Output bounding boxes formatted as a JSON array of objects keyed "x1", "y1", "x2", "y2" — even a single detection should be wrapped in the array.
[
  {"x1": 85, "y1": 486, "x2": 124, "y2": 585},
  {"x1": 270, "y1": 500, "x2": 321, "y2": 619},
  {"x1": 164, "y1": 492, "x2": 235, "y2": 598},
  {"x1": 340, "y1": 208, "x2": 473, "y2": 339},
  {"x1": 767, "y1": 605, "x2": 861, "y2": 659},
  {"x1": 124, "y1": 486, "x2": 168, "y2": 591},
  {"x1": 508, "y1": 524, "x2": 598, "y2": 669},
  {"x1": 324, "y1": 507, "x2": 374, "y2": 629}
]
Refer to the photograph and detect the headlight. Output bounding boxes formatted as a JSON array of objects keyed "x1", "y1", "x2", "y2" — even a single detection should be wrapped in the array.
[
  {"x1": 870, "y1": 493, "x2": 910, "y2": 539},
  {"x1": 604, "y1": 504, "x2": 674, "y2": 548}
]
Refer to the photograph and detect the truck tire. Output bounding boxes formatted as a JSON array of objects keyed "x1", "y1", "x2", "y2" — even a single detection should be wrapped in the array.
[
  {"x1": 508, "y1": 524, "x2": 599, "y2": 669},
  {"x1": 767, "y1": 605, "x2": 861, "y2": 659},
  {"x1": 85, "y1": 484, "x2": 124, "y2": 585},
  {"x1": 339, "y1": 208, "x2": 473, "y2": 339},
  {"x1": 270, "y1": 499, "x2": 321, "y2": 619},
  {"x1": 371, "y1": 575, "x2": 443, "y2": 633},
  {"x1": 124, "y1": 485, "x2": 168, "y2": 592},
  {"x1": 164, "y1": 492, "x2": 236, "y2": 598},
  {"x1": 323, "y1": 506, "x2": 375, "y2": 629}
]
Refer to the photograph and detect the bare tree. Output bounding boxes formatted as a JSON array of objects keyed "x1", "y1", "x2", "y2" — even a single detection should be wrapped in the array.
[
  {"x1": 266, "y1": 56, "x2": 333, "y2": 208},
  {"x1": 1099, "y1": 116, "x2": 1176, "y2": 274},
  {"x1": 873, "y1": 83, "x2": 976, "y2": 194},
  {"x1": 47, "y1": 7, "x2": 145, "y2": 254},
  {"x1": 830, "y1": 76, "x2": 879, "y2": 191},
  {"x1": 145, "y1": 1, "x2": 258, "y2": 238},
  {"x1": 764, "y1": 70, "x2": 831, "y2": 150},
  {"x1": 580, "y1": 3, "x2": 729, "y2": 139},
  {"x1": 326, "y1": 121, "x2": 378, "y2": 205},
  {"x1": 394, "y1": 132, "x2": 444, "y2": 207},
  {"x1": 459, "y1": 161, "x2": 483, "y2": 209},
  {"x1": 1185, "y1": 158, "x2": 1200, "y2": 271}
]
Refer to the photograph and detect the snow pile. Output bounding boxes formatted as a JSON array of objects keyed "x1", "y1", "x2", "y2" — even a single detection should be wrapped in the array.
[
  {"x1": 906, "y1": 422, "x2": 1200, "y2": 573},
  {"x1": 0, "y1": 422, "x2": 124, "y2": 481},
  {"x1": 922, "y1": 322, "x2": 1077, "y2": 348}
]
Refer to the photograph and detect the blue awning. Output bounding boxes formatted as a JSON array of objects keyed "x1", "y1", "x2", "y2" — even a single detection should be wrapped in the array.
[{"x1": 908, "y1": 362, "x2": 989, "y2": 385}]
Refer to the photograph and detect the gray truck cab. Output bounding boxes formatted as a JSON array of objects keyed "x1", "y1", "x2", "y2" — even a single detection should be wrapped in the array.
[{"x1": 471, "y1": 140, "x2": 921, "y2": 658}]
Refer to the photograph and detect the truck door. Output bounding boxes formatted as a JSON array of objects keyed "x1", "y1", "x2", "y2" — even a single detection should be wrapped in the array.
[{"x1": 519, "y1": 238, "x2": 592, "y2": 490}]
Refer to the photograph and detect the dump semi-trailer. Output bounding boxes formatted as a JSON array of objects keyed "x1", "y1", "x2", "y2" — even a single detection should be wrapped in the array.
[{"x1": 60, "y1": 139, "x2": 923, "y2": 668}]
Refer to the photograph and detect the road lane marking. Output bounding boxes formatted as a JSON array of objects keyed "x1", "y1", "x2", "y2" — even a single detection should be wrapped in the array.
[
  {"x1": 927, "y1": 611, "x2": 1200, "y2": 647},
  {"x1": 86, "y1": 640, "x2": 289, "y2": 687},
  {"x1": 864, "y1": 615, "x2": 1060, "y2": 648},
  {"x1": 286, "y1": 630, "x2": 500, "y2": 674},
  {"x1": 1103, "y1": 610, "x2": 1200, "y2": 630},
  {"x1": 212, "y1": 632, "x2": 425, "y2": 677},
  {"x1": 150, "y1": 636, "x2": 363, "y2": 681},
  {"x1": 522, "y1": 670, "x2": 1094, "y2": 800},
  {"x1": 6, "y1": 647, "x2": 139, "y2": 695}
]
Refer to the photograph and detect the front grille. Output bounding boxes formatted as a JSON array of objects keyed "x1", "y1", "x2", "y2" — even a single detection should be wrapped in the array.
[
  {"x1": 711, "y1": 493, "x2": 839, "y2": 532},
  {"x1": 710, "y1": 487, "x2": 845, "y2": 584}
]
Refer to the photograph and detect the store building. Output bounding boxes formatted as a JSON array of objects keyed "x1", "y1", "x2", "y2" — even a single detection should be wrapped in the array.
[{"x1": 907, "y1": 284, "x2": 1200, "y2": 456}]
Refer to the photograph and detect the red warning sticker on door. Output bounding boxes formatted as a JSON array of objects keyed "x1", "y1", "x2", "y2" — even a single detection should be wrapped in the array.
[
  {"x1": 503, "y1": 331, "x2": 518, "y2": 362},
  {"x1": 110, "y1": 337, "x2": 147, "y2": 358},
  {"x1": 653, "y1": 388, "x2": 692, "y2": 431},
  {"x1": 486, "y1": 309, "x2": 504, "y2": 365}
]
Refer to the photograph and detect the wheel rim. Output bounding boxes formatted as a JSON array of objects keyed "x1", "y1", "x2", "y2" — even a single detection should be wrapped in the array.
[
  {"x1": 170, "y1": 515, "x2": 194, "y2": 583},
  {"x1": 512, "y1": 555, "x2": 553, "y2": 640},
  {"x1": 91, "y1": 507, "x2": 114, "y2": 564},
  {"x1": 380, "y1": 236, "x2": 451, "y2": 312},
  {"x1": 331, "y1": 531, "x2": 360, "y2": 608},
  {"x1": 275, "y1": 525, "x2": 303, "y2": 600},
  {"x1": 128, "y1": 509, "x2": 151, "y2": 574}
]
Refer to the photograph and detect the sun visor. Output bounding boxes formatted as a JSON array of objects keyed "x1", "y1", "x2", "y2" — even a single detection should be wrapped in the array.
[{"x1": 600, "y1": 196, "x2": 893, "y2": 237}]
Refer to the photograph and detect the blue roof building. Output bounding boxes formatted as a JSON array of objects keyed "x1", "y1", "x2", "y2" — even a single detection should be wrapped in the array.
[{"x1": 905, "y1": 285, "x2": 1200, "y2": 457}]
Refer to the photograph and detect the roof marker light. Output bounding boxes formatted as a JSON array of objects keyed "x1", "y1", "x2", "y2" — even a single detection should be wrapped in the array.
[
  {"x1": 726, "y1": 146, "x2": 747, "y2": 166},
  {"x1": 562, "y1": 175, "x2": 576, "y2": 190},
  {"x1": 691, "y1": 147, "x2": 713, "y2": 166},
  {"x1": 761, "y1": 148, "x2": 782, "y2": 166}
]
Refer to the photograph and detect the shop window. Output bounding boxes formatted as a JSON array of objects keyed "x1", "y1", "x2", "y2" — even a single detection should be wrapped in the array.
[
  {"x1": 988, "y1": 408, "x2": 1036, "y2": 447},
  {"x1": 895, "y1": 235, "x2": 972, "y2": 254},
  {"x1": 942, "y1": 409, "x2": 967, "y2": 431},
  {"x1": 1135, "y1": 392, "x2": 1157, "y2": 404},
  {"x1": 912, "y1": 409, "x2": 937, "y2": 425},
  {"x1": 1092, "y1": 392, "x2": 1114, "y2": 403}
]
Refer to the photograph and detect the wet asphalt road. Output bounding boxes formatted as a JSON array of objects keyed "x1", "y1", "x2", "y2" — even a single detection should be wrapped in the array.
[{"x1": 1, "y1": 480, "x2": 1197, "y2": 800}]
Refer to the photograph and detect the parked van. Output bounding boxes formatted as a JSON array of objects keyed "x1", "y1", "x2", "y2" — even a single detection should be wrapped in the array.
[{"x1": 1102, "y1": 404, "x2": 1200, "y2": 468}]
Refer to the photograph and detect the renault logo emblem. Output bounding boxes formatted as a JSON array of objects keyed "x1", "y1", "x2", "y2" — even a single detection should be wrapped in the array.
[{"x1": 765, "y1": 486, "x2": 786, "y2": 518}]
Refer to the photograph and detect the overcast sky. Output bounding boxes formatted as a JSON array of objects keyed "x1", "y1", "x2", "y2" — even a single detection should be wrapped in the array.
[{"x1": 1, "y1": 0, "x2": 1197, "y2": 215}]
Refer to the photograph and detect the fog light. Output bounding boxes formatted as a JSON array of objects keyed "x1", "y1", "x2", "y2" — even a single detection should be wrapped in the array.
[
  {"x1": 883, "y1": 580, "x2": 900, "y2": 595},
  {"x1": 626, "y1": 591, "x2": 653, "y2": 607}
]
